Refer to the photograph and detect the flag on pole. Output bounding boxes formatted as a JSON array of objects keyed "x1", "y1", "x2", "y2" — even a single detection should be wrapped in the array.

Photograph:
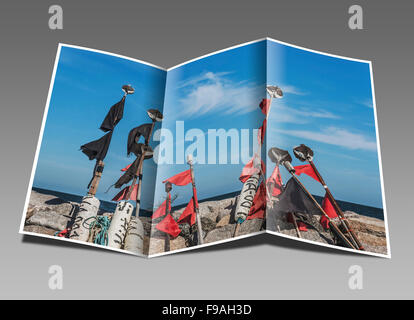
[
  {"x1": 152, "y1": 193, "x2": 172, "y2": 219},
  {"x1": 293, "y1": 164, "x2": 321, "y2": 183},
  {"x1": 111, "y1": 184, "x2": 138, "y2": 201},
  {"x1": 276, "y1": 178, "x2": 321, "y2": 217},
  {"x1": 121, "y1": 162, "x2": 133, "y2": 172},
  {"x1": 259, "y1": 99, "x2": 271, "y2": 116},
  {"x1": 162, "y1": 170, "x2": 192, "y2": 186},
  {"x1": 177, "y1": 197, "x2": 197, "y2": 225},
  {"x1": 320, "y1": 193, "x2": 338, "y2": 229},
  {"x1": 81, "y1": 131, "x2": 113, "y2": 161},
  {"x1": 114, "y1": 158, "x2": 139, "y2": 188},
  {"x1": 127, "y1": 123, "x2": 153, "y2": 156},
  {"x1": 239, "y1": 155, "x2": 265, "y2": 183},
  {"x1": 266, "y1": 165, "x2": 283, "y2": 197},
  {"x1": 100, "y1": 97, "x2": 126, "y2": 132},
  {"x1": 246, "y1": 182, "x2": 266, "y2": 220},
  {"x1": 156, "y1": 214, "x2": 181, "y2": 238}
]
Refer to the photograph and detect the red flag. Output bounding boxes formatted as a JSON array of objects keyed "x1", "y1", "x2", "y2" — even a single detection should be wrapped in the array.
[
  {"x1": 239, "y1": 155, "x2": 266, "y2": 183},
  {"x1": 259, "y1": 99, "x2": 271, "y2": 116},
  {"x1": 294, "y1": 164, "x2": 321, "y2": 182},
  {"x1": 121, "y1": 162, "x2": 133, "y2": 172},
  {"x1": 287, "y1": 213, "x2": 308, "y2": 231},
  {"x1": 257, "y1": 119, "x2": 267, "y2": 145},
  {"x1": 177, "y1": 197, "x2": 197, "y2": 225},
  {"x1": 247, "y1": 182, "x2": 266, "y2": 220},
  {"x1": 112, "y1": 185, "x2": 138, "y2": 201},
  {"x1": 152, "y1": 193, "x2": 172, "y2": 219},
  {"x1": 156, "y1": 214, "x2": 181, "y2": 238},
  {"x1": 163, "y1": 169, "x2": 192, "y2": 186},
  {"x1": 320, "y1": 193, "x2": 338, "y2": 229},
  {"x1": 266, "y1": 165, "x2": 283, "y2": 197}
]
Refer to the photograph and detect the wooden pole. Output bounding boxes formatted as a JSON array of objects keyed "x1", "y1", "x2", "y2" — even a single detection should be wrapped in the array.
[
  {"x1": 287, "y1": 171, "x2": 356, "y2": 249},
  {"x1": 135, "y1": 163, "x2": 144, "y2": 212},
  {"x1": 290, "y1": 212, "x2": 302, "y2": 238},
  {"x1": 125, "y1": 120, "x2": 155, "y2": 201},
  {"x1": 187, "y1": 155, "x2": 204, "y2": 245},
  {"x1": 164, "y1": 183, "x2": 171, "y2": 252},
  {"x1": 308, "y1": 160, "x2": 364, "y2": 250},
  {"x1": 88, "y1": 92, "x2": 128, "y2": 197},
  {"x1": 234, "y1": 97, "x2": 275, "y2": 238},
  {"x1": 87, "y1": 160, "x2": 104, "y2": 196}
]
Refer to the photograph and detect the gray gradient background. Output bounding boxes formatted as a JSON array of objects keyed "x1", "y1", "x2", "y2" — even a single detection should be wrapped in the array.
[{"x1": 0, "y1": 0, "x2": 412, "y2": 299}]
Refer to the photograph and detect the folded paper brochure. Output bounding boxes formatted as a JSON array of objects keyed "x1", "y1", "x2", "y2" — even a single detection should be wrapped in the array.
[{"x1": 20, "y1": 38, "x2": 390, "y2": 258}]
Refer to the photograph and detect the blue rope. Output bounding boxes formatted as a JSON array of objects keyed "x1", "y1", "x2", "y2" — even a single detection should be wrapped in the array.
[{"x1": 88, "y1": 216, "x2": 111, "y2": 246}]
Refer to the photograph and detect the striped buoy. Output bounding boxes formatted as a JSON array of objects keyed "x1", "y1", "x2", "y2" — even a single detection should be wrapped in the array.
[
  {"x1": 124, "y1": 217, "x2": 144, "y2": 254},
  {"x1": 107, "y1": 201, "x2": 133, "y2": 249},
  {"x1": 234, "y1": 173, "x2": 260, "y2": 222},
  {"x1": 68, "y1": 195, "x2": 100, "y2": 242}
]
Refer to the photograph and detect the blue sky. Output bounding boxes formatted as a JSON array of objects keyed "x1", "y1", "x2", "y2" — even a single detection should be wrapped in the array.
[
  {"x1": 33, "y1": 46, "x2": 166, "y2": 210},
  {"x1": 33, "y1": 41, "x2": 384, "y2": 213},
  {"x1": 153, "y1": 39, "x2": 383, "y2": 209},
  {"x1": 266, "y1": 40, "x2": 382, "y2": 208},
  {"x1": 152, "y1": 41, "x2": 266, "y2": 209}
]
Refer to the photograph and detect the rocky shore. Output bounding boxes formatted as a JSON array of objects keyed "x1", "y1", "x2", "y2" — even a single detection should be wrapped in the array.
[{"x1": 23, "y1": 190, "x2": 387, "y2": 255}]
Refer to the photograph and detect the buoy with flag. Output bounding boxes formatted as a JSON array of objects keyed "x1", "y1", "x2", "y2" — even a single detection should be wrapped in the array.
[
  {"x1": 107, "y1": 108, "x2": 163, "y2": 253},
  {"x1": 68, "y1": 85, "x2": 134, "y2": 242},
  {"x1": 233, "y1": 85, "x2": 283, "y2": 237}
]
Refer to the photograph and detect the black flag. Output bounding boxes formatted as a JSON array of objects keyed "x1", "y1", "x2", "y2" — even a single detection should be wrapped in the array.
[
  {"x1": 99, "y1": 97, "x2": 126, "y2": 132},
  {"x1": 114, "y1": 144, "x2": 154, "y2": 188},
  {"x1": 267, "y1": 177, "x2": 322, "y2": 231},
  {"x1": 127, "y1": 123, "x2": 152, "y2": 156},
  {"x1": 80, "y1": 131, "x2": 113, "y2": 161},
  {"x1": 114, "y1": 157, "x2": 140, "y2": 188},
  {"x1": 276, "y1": 177, "x2": 321, "y2": 216}
]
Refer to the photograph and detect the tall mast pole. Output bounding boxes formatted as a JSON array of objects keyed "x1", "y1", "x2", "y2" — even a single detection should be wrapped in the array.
[
  {"x1": 269, "y1": 147, "x2": 356, "y2": 250},
  {"x1": 125, "y1": 120, "x2": 155, "y2": 202},
  {"x1": 292, "y1": 144, "x2": 364, "y2": 250},
  {"x1": 164, "y1": 182, "x2": 172, "y2": 251},
  {"x1": 69, "y1": 85, "x2": 133, "y2": 243},
  {"x1": 308, "y1": 159, "x2": 364, "y2": 250},
  {"x1": 187, "y1": 154, "x2": 204, "y2": 245},
  {"x1": 124, "y1": 109, "x2": 162, "y2": 210},
  {"x1": 233, "y1": 86, "x2": 283, "y2": 237}
]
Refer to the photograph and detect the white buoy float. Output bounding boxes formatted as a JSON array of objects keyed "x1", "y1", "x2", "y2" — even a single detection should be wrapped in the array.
[
  {"x1": 234, "y1": 173, "x2": 260, "y2": 222},
  {"x1": 124, "y1": 216, "x2": 144, "y2": 254},
  {"x1": 68, "y1": 195, "x2": 100, "y2": 242},
  {"x1": 107, "y1": 201, "x2": 134, "y2": 249}
]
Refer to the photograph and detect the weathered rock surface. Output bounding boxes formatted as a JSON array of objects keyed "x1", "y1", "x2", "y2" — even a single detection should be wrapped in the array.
[
  {"x1": 24, "y1": 191, "x2": 79, "y2": 232},
  {"x1": 267, "y1": 206, "x2": 388, "y2": 255},
  {"x1": 216, "y1": 215, "x2": 230, "y2": 227},
  {"x1": 149, "y1": 236, "x2": 187, "y2": 255},
  {"x1": 204, "y1": 224, "x2": 236, "y2": 243},
  {"x1": 24, "y1": 190, "x2": 388, "y2": 256}
]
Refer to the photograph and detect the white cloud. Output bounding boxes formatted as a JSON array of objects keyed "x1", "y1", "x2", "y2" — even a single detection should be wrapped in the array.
[
  {"x1": 176, "y1": 72, "x2": 263, "y2": 119},
  {"x1": 174, "y1": 73, "x2": 340, "y2": 121},
  {"x1": 275, "y1": 127, "x2": 377, "y2": 151}
]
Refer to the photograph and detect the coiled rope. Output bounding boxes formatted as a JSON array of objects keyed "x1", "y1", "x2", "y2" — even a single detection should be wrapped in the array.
[{"x1": 85, "y1": 216, "x2": 111, "y2": 246}]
